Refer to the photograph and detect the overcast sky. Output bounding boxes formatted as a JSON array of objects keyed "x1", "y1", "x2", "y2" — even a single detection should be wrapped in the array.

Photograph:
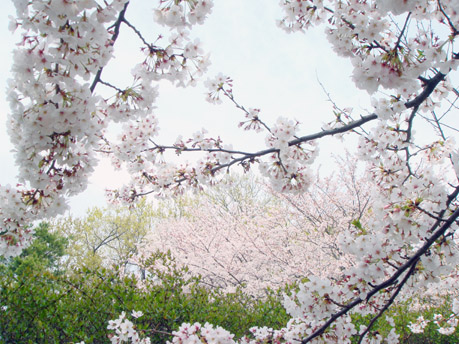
[{"x1": 0, "y1": 1, "x2": 372, "y2": 216}]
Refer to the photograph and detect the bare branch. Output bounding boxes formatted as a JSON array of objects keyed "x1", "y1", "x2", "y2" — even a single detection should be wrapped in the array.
[{"x1": 90, "y1": 2, "x2": 129, "y2": 93}]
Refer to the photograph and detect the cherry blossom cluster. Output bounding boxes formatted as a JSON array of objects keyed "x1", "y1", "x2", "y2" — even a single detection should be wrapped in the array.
[
  {"x1": 2, "y1": 0, "x2": 124, "y2": 255},
  {"x1": 74, "y1": 311, "x2": 149, "y2": 344},
  {"x1": 0, "y1": 184, "x2": 35, "y2": 257},
  {"x1": 279, "y1": 0, "x2": 458, "y2": 95},
  {"x1": 154, "y1": 0, "x2": 213, "y2": 28},
  {"x1": 106, "y1": 311, "x2": 150, "y2": 344},
  {"x1": 135, "y1": 161, "x2": 369, "y2": 295},
  {"x1": 261, "y1": 117, "x2": 318, "y2": 192},
  {"x1": 147, "y1": 0, "x2": 213, "y2": 86},
  {"x1": 128, "y1": 29, "x2": 210, "y2": 89},
  {"x1": 277, "y1": 0, "x2": 327, "y2": 32},
  {"x1": 103, "y1": 313, "x2": 359, "y2": 344},
  {"x1": 169, "y1": 322, "x2": 235, "y2": 344},
  {"x1": 407, "y1": 315, "x2": 430, "y2": 334},
  {"x1": 408, "y1": 300, "x2": 459, "y2": 336},
  {"x1": 105, "y1": 317, "x2": 236, "y2": 344},
  {"x1": 2, "y1": 0, "x2": 212, "y2": 254},
  {"x1": 204, "y1": 73, "x2": 232, "y2": 104},
  {"x1": 134, "y1": 1, "x2": 459, "y2": 341}
]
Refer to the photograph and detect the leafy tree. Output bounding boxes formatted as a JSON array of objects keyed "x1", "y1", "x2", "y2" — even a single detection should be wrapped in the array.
[
  {"x1": 52, "y1": 199, "x2": 154, "y2": 270},
  {"x1": 0, "y1": 222, "x2": 67, "y2": 276},
  {"x1": 0, "y1": 251, "x2": 289, "y2": 344}
]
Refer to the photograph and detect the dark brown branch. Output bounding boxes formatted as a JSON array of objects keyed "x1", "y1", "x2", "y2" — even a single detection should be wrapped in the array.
[
  {"x1": 98, "y1": 79, "x2": 125, "y2": 93},
  {"x1": 430, "y1": 110, "x2": 447, "y2": 140},
  {"x1": 437, "y1": 0, "x2": 459, "y2": 36},
  {"x1": 405, "y1": 72, "x2": 446, "y2": 109},
  {"x1": 137, "y1": 63, "x2": 449, "y2": 193},
  {"x1": 90, "y1": 2, "x2": 129, "y2": 93},
  {"x1": 290, "y1": 114, "x2": 377, "y2": 145},
  {"x1": 208, "y1": 114, "x2": 378, "y2": 174},
  {"x1": 394, "y1": 12, "x2": 411, "y2": 51},
  {"x1": 357, "y1": 259, "x2": 419, "y2": 343},
  {"x1": 133, "y1": 114, "x2": 380, "y2": 197},
  {"x1": 301, "y1": 185, "x2": 459, "y2": 343},
  {"x1": 122, "y1": 17, "x2": 157, "y2": 52},
  {"x1": 144, "y1": 114, "x2": 377, "y2": 178},
  {"x1": 222, "y1": 89, "x2": 273, "y2": 134},
  {"x1": 149, "y1": 140, "x2": 255, "y2": 156}
]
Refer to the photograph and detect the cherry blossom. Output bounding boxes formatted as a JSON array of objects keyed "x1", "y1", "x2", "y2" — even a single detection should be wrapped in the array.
[
  {"x1": 135, "y1": 160, "x2": 369, "y2": 295},
  {"x1": 107, "y1": 311, "x2": 151, "y2": 344}
]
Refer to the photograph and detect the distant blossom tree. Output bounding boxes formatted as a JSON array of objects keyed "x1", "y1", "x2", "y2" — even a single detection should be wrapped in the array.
[
  {"x1": 137, "y1": 164, "x2": 370, "y2": 295},
  {"x1": 1, "y1": 0, "x2": 459, "y2": 343}
]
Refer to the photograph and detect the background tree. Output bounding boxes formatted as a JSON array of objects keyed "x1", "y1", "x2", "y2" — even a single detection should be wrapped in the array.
[
  {"x1": 137, "y1": 161, "x2": 371, "y2": 295},
  {"x1": 52, "y1": 199, "x2": 153, "y2": 270},
  {"x1": 0, "y1": 222, "x2": 68, "y2": 276},
  {"x1": 0, "y1": 251, "x2": 290, "y2": 344}
]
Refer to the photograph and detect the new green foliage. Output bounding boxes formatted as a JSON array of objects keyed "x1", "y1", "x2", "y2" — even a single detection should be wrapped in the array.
[
  {"x1": 0, "y1": 250, "x2": 289, "y2": 344},
  {"x1": 0, "y1": 222, "x2": 68, "y2": 276}
]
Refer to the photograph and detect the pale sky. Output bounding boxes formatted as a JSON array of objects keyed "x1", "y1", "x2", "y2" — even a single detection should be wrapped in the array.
[{"x1": 1, "y1": 1, "x2": 371, "y2": 216}]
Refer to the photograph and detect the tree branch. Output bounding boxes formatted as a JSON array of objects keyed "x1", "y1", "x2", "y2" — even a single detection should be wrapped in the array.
[
  {"x1": 405, "y1": 72, "x2": 446, "y2": 109},
  {"x1": 301, "y1": 185, "x2": 459, "y2": 343},
  {"x1": 90, "y1": 2, "x2": 129, "y2": 93}
]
